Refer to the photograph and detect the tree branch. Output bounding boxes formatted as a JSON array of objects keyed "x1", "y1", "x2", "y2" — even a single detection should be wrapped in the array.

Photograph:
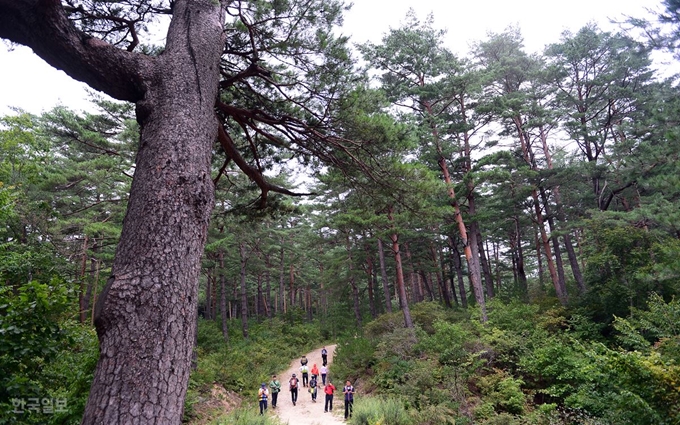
[
  {"x1": 0, "y1": 0, "x2": 152, "y2": 102},
  {"x1": 216, "y1": 120, "x2": 315, "y2": 208}
]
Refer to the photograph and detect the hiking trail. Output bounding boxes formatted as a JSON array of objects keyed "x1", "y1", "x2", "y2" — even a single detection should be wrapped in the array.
[{"x1": 273, "y1": 344, "x2": 345, "y2": 425}]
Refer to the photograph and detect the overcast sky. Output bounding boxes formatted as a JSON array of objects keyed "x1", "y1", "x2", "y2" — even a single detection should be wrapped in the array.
[{"x1": 0, "y1": 0, "x2": 660, "y2": 116}]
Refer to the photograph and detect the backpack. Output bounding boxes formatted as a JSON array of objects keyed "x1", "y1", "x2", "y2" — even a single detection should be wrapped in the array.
[
  {"x1": 258, "y1": 388, "x2": 268, "y2": 401},
  {"x1": 290, "y1": 377, "x2": 298, "y2": 389},
  {"x1": 301, "y1": 365, "x2": 309, "y2": 374}
]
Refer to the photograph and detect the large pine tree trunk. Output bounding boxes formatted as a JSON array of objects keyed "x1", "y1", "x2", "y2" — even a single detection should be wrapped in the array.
[
  {"x1": 377, "y1": 238, "x2": 393, "y2": 314},
  {"x1": 83, "y1": 3, "x2": 224, "y2": 423}
]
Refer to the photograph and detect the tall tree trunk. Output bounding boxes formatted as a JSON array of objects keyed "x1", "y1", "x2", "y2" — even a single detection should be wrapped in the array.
[
  {"x1": 475, "y1": 227, "x2": 494, "y2": 298},
  {"x1": 448, "y1": 237, "x2": 468, "y2": 308},
  {"x1": 511, "y1": 217, "x2": 528, "y2": 299},
  {"x1": 403, "y1": 243, "x2": 419, "y2": 303},
  {"x1": 278, "y1": 246, "x2": 285, "y2": 314},
  {"x1": 513, "y1": 117, "x2": 566, "y2": 304},
  {"x1": 264, "y1": 260, "x2": 273, "y2": 319},
  {"x1": 532, "y1": 192, "x2": 568, "y2": 304},
  {"x1": 418, "y1": 270, "x2": 436, "y2": 302},
  {"x1": 424, "y1": 98, "x2": 485, "y2": 321},
  {"x1": 289, "y1": 264, "x2": 296, "y2": 308},
  {"x1": 387, "y1": 209, "x2": 413, "y2": 328},
  {"x1": 219, "y1": 249, "x2": 228, "y2": 343},
  {"x1": 377, "y1": 238, "x2": 393, "y2": 314},
  {"x1": 538, "y1": 126, "x2": 586, "y2": 293},
  {"x1": 540, "y1": 187, "x2": 567, "y2": 295},
  {"x1": 256, "y1": 273, "x2": 264, "y2": 320},
  {"x1": 79, "y1": 235, "x2": 89, "y2": 324},
  {"x1": 83, "y1": 237, "x2": 97, "y2": 324},
  {"x1": 82, "y1": 3, "x2": 225, "y2": 423},
  {"x1": 205, "y1": 266, "x2": 213, "y2": 320},
  {"x1": 364, "y1": 244, "x2": 377, "y2": 319},
  {"x1": 535, "y1": 227, "x2": 545, "y2": 291},
  {"x1": 346, "y1": 235, "x2": 362, "y2": 329},
  {"x1": 239, "y1": 241, "x2": 249, "y2": 338},
  {"x1": 431, "y1": 242, "x2": 452, "y2": 308}
]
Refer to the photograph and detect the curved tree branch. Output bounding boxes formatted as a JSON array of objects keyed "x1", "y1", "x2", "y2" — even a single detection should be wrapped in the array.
[
  {"x1": 216, "y1": 119, "x2": 315, "y2": 208},
  {"x1": 0, "y1": 0, "x2": 152, "y2": 102}
]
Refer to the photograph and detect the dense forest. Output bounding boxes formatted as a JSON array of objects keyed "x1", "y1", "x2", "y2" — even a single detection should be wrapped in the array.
[{"x1": 1, "y1": 0, "x2": 680, "y2": 424}]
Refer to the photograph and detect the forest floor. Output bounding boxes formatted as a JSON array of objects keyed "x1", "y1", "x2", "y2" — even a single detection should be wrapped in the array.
[{"x1": 272, "y1": 344, "x2": 346, "y2": 425}]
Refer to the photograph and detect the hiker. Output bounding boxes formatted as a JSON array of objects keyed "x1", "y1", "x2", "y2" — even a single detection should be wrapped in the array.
[
  {"x1": 323, "y1": 380, "x2": 336, "y2": 413},
  {"x1": 320, "y1": 364, "x2": 328, "y2": 385},
  {"x1": 311, "y1": 363, "x2": 319, "y2": 382},
  {"x1": 258, "y1": 383, "x2": 268, "y2": 415},
  {"x1": 309, "y1": 374, "x2": 318, "y2": 402},
  {"x1": 300, "y1": 362, "x2": 310, "y2": 387},
  {"x1": 300, "y1": 355, "x2": 308, "y2": 367},
  {"x1": 289, "y1": 373, "x2": 299, "y2": 406},
  {"x1": 321, "y1": 346, "x2": 328, "y2": 366},
  {"x1": 343, "y1": 380, "x2": 355, "y2": 419},
  {"x1": 269, "y1": 374, "x2": 281, "y2": 409}
]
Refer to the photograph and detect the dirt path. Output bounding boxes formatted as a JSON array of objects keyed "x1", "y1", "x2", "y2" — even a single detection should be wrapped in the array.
[{"x1": 272, "y1": 344, "x2": 345, "y2": 425}]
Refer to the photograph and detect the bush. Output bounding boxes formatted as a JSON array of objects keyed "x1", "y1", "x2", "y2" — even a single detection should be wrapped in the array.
[{"x1": 349, "y1": 397, "x2": 413, "y2": 425}]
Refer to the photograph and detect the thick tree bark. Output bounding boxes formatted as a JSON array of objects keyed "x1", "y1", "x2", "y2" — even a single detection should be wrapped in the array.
[
  {"x1": 377, "y1": 238, "x2": 393, "y2": 314},
  {"x1": 0, "y1": 0, "x2": 224, "y2": 420}
]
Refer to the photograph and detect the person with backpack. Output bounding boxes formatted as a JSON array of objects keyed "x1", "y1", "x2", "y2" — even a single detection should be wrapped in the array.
[
  {"x1": 320, "y1": 364, "x2": 328, "y2": 385},
  {"x1": 268, "y1": 375, "x2": 281, "y2": 409},
  {"x1": 323, "y1": 380, "x2": 336, "y2": 413},
  {"x1": 321, "y1": 347, "x2": 328, "y2": 366},
  {"x1": 258, "y1": 383, "x2": 269, "y2": 415},
  {"x1": 309, "y1": 374, "x2": 318, "y2": 402},
  {"x1": 343, "y1": 380, "x2": 355, "y2": 419},
  {"x1": 300, "y1": 355, "x2": 308, "y2": 367},
  {"x1": 289, "y1": 373, "x2": 299, "y2": 406},
  {"x1": 300, "y1": 363, "x2": 310, "y2": 387},
  {"x1": 311, "y1": 363, "x2": 319, "y2": 382}
]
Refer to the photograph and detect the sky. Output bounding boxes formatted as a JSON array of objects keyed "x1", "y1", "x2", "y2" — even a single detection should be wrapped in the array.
[{"x1": 0, "y1": 0, "x2": 661, "y2": 116}]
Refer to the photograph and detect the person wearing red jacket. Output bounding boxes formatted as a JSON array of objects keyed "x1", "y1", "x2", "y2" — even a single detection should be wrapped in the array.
[{"x1": 323, "y1": 380, "x2": 336, "y2": 413}]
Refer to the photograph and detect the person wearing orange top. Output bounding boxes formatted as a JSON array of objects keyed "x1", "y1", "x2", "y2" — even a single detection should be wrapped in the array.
[{"x1": 310, "y1": 363, "x2": 319, "y2": 381}]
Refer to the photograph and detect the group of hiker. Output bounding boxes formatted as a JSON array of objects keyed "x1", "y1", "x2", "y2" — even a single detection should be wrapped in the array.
[{"x1": 257, "y1": 346, "x2": 356, "y2": 420}]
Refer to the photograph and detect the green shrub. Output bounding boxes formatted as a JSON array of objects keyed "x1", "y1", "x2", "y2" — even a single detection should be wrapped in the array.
[
  {"x1": 332, "y1": 336, "x2": 376, "y2": 383},
  {"x1": 349, "y1": 397, "x2": 413, "y2": 425},
  {"x1": 475, "y1": 369, "x2": 526, "y2": 415}
]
